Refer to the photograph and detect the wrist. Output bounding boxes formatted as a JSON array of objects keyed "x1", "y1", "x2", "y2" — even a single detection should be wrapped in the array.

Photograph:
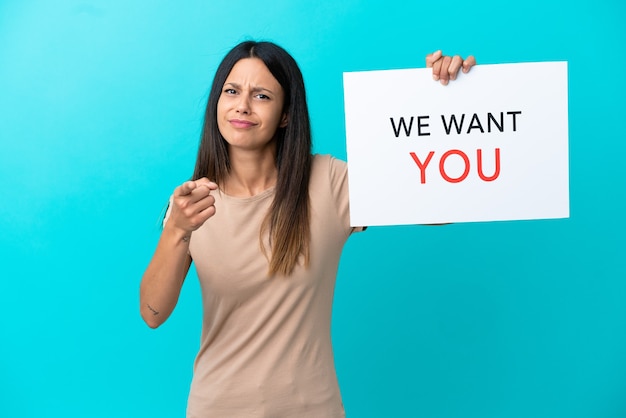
[{"x1": 162, "y1": 222, "x2": 192, "y2": 245}]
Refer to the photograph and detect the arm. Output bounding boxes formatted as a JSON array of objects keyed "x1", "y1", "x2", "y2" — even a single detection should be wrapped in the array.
[{"x1": 139, "y1": 178, "x2": 218, "y2": 329}]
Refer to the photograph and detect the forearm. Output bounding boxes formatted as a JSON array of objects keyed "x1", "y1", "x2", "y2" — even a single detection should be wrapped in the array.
[{"x1": 140, "y1": 224, "x2": 193, "y2": 328}]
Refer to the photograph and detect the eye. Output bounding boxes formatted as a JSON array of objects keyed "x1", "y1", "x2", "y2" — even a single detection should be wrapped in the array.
[
  {"x1": 255, "y1": 93, "x2": 270, "y2": 100},
  {"x1": 223, "y1": 88, "x2": 237, "y2": 95}
]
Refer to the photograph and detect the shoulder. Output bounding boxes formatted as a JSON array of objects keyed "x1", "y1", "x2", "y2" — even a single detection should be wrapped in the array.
[
  {"x1": 311, "y1": 154, "x2": 347, "y2": 179},
  {"x1": 310, "y1": 154, "x2": 364, "y2": 233},
  {"x1": 309, "y1": 154, "x2": 349, "y2": 202}
]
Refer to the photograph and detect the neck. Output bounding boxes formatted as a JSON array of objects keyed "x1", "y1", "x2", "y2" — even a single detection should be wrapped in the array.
[{"x1": 224, "y1": 147, "x2": 278, "y2": 197}]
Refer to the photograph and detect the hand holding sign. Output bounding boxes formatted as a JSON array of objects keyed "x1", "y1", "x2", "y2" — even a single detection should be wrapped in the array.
[{"x1": 426, "y1": 50, "x2": 477, "y2": 85}]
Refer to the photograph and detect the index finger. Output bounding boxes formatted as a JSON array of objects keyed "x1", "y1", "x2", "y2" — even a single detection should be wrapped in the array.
[{"x1": 177, "y1": 181, "x2": 197, "y2": 196}]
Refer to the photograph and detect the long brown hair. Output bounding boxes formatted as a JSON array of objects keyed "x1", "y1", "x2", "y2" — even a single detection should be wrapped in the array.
[{"x1": 192, "y1": 41, "x2": 312, "y2": 276}]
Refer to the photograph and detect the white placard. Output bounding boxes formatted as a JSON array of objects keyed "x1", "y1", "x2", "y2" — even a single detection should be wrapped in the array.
[{"x1": 343, "y1": 62, "x2": 569, "y2": 226}]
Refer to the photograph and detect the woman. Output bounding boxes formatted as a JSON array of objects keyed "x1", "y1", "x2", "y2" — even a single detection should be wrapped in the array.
[{"x1": 140, "y1": 41, "x2": 475, "y2": 417}]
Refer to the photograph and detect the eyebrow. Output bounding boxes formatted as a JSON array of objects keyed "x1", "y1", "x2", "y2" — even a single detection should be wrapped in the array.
[{"x1": 224, "y1": 82, "x2": 275, "y2": 95}]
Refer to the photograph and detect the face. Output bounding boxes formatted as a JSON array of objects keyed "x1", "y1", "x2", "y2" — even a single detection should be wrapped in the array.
[{"x1": 217, "y1": 58, "x2": 287, "y2": 153}]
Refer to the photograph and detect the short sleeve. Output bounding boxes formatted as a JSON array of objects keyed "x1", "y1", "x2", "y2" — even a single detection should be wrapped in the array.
[{"x1": 326, "y1": 155, "x2": 366, "y2": 233}]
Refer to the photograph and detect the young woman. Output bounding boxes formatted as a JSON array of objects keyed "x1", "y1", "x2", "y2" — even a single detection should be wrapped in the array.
[{"x1": 140, "y1": 41, "x2": 475, "y2": 417}]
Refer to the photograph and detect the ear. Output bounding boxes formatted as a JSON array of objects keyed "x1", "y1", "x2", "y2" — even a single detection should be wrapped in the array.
[{"x1": 279, "y1": 113, "x2": 288, "y2": 128}]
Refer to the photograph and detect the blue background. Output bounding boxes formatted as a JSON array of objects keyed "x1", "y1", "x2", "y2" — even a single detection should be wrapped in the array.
[{"x1": 1, "y1": 1, "x2": 625, "y2": 417}]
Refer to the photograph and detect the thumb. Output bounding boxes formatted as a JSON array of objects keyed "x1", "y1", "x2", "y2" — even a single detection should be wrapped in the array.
[
  {"x1": 194, "y1": 177, "x2": 219, "y2": 191},
  {"x1": 426, "y1": 50, "x2": 442, "y2": 68}
]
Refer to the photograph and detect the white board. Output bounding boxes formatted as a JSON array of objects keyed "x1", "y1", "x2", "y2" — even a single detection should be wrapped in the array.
[{"x1": 343, "y1": 62, "x2": 569, "y2": 226}]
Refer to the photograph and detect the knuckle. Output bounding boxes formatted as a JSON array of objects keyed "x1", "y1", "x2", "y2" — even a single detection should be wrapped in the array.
[
  {"x1": 178, "y1": 199, "x2": 190, "y2": 210},
  {"x1": 190, "y1": 216, "x2": 204, "y2": 229},
  {"x1": 179, "y1": 205, "x2": 193, "y2": 217}
]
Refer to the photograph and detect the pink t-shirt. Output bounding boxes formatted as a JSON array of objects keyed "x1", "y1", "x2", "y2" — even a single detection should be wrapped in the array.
[{"x1": 186, "y1": 155, "x2": 362, "y2": 417}]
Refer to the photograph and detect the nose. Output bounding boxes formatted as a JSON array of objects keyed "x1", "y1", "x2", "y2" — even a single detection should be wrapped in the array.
[{"x1": 236, "y1": 95, "x2": 250, "y2": 114}]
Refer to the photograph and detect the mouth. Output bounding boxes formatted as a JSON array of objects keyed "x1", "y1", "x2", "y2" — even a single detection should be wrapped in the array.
[{"x1": 229, "y1": 119, "x2": 257, "y2": 129}]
